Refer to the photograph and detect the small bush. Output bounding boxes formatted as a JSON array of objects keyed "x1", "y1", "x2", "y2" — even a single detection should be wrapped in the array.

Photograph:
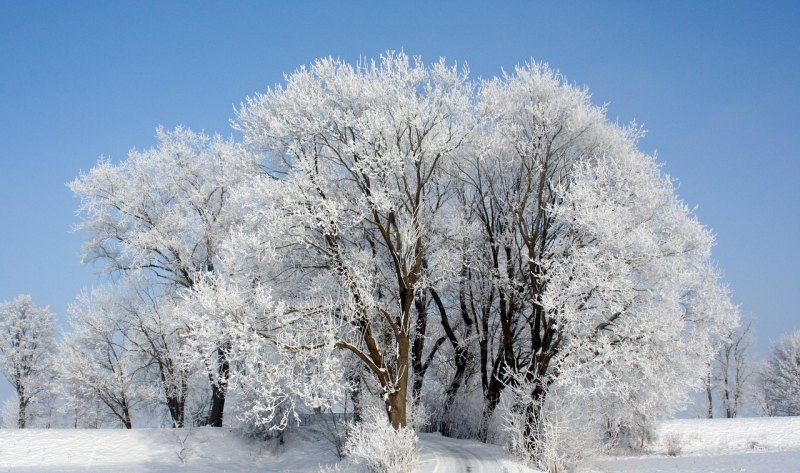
[
  {"x1": 664, "y1": 433, "x2": 682, "y2": 456},
  {"x1": 344, "y1": 408, "x2": 418, "y2": 473},
  {"x1": 747, "y1": 440, "x2": 765, "y2": 450}
]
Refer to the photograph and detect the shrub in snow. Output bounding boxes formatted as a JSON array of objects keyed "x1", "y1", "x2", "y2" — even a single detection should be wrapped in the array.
[
  {"x1": 435, "y1": 383, "x2": 484, "y2": 439},
  {"x1": 664, "y1": 433, "x2": 682, "y2": 456},
  {"x1": 0, "y1": 398, "x2": 18, "y2": 429},
  {"x1": 503, "y1": 376, "x2": 599, "y2": 473},
  {"x1": 406, "y1": 401, "x2": 430, "y2": 433},
  {"x1": 747, "y1": 440, "x2": 765, "y2": 450},
  {"x1": 345, "y1": 408, "x2": 418, "y2": 473},
  {"x1": 606, "y1": 412, "x2": 656, "y2": 451}
]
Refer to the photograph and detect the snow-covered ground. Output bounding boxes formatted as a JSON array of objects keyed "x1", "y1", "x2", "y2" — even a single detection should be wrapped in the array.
[
  {"x1": 581, "y1": 417, "x2": 800, "y2": 473},
  {"x1": 0, "y1": 427, "x2": 537, "y2": 472},
  {"x1": 1, "y1": 417, "x2": 798, "y2": 472},
  {"x1": 416, "y1": 433, "x2": 538, "y2": 473},
  {"x1": 0, "y1": 427, "x2": 335, "y2": 472}
]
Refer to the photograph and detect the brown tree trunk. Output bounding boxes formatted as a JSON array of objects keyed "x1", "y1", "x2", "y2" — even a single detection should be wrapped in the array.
[
  {"x1": 207, "y1": 383, "x2": 226, "y2": 427},
  {"x1": 479, "y1": 347, "x2": 508, "y2": 441},
  {"x1": 437, "y1": 275, "x2": 475, "y2": 437},
  {"x1": 522, "y1": 381, "x2": 546, "y2": 442},
  {"x1": 386, "y1": 334, "x2": 410, "y2": 429},
  {"x1": 386, "y1": 389, "x2": 408, "y2": 429}
]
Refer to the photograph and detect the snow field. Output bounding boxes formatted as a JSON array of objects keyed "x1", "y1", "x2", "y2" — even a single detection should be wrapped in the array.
[
  {"x1": 0, "y1": 427, "x2": 336, "y2": 472},
  {"x1": 0, "y1": 427, "x2": 538, "y2": 472},
  {"x1": 582, "y1": 416, "x2": 800, "y2": 473},
  {"x1": 650, "y1": 417, "x2": 800, "y2": 454},
  {"x1": 2, "y1": 417, "x2": 799, "y2": 472}
]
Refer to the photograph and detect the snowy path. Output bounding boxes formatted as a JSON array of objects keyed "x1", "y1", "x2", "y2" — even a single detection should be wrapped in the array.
[{"x1": 415, "y1": 433, "x2": 539, "y2": 473}]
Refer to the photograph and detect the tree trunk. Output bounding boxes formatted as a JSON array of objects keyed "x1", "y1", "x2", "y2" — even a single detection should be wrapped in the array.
[
  {"x1": 386, "y1": 389, "x2": 408, "y2": 430},
  {"x1": 479, "y1": 347, "x2": 507, "y2": 441},
  {"x1": 386, "y1": 335, "x2": 410, "y2": 429},
  {"x1": 167, "y1": 395, "x2": 185, "y2": 428},
  {"x1": 207, "y1": 341, "x2": 231, "y2": 427},
  {"x1": 722, "y1": 363, "x2": 733, "y2": 418},
  {"x1": 349, "y1": 371, "x2": 363, "y2": 424},
  {"x1": 17, "y1": 394, "x2": 26, "y2": 429},
  {"x1": 521, "y1": 382, "x2": 546, "y2": 453},
  {"x1": 207, "y1": 382, "x2": 226, "y2": 427},
  {"x1": 705, "y1": 370, "x2": 714, "y2": 418},
  {"x1": 440, "y1": 357, "x2": 467, "y2": 436},
  {"x1": 436, "y1": 276, "x2": 474, "y2": 437},
  {"x1": 411, "y1": 296, "x2": 429, "y2": 403},
  {"x1": 122, "y1": 401, "x2": 133, "y2": 429}
]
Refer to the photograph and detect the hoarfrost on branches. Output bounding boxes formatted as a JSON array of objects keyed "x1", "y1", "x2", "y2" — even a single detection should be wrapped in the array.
[{"x1": 64, "y1": 52, "x2": 743, "y2": 471}]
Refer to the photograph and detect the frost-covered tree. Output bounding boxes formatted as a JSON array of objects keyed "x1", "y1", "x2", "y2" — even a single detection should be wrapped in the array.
[
  {"x1": 230, "y1": 53, "x2": 474, "y2": 429},
  {"x1": 760, "y1": 330, "x2": 800, "y2": 416},
  {"x1": 415, "y1": 62, "x2": 737, "y2": 452},
  {"x1": 119, "y1": 280, "x2": 210, "y2": 428},
  {"x1": 181, "y1": 274, "x2": 345, "y2": 432},
  {"x1": 0, "y1": 295, "x2": 57, "y2": 428},
  {"x1": 201, "y1": 54, "x2": 735, "y2": 442},
  {"x1": 538, "y1": 150, "x2": 736, "y2": 450},
  {"x1": 721, "y1": 321, "x2": 754, "y2": 418},
  {"x1": 705, "y1": 320, "x2": 753, "y2": 418},
  {"x1": 58, "y1": 288, "x2": 155, "y2": 429},
  {"x1": 70, "y1": 127, "x2": 260, "y2": 427},
  {"x1": 68, "y1": 53, "x2": 740, "y2": 468}
]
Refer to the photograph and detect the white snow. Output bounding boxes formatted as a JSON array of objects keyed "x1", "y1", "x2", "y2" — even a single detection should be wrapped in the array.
[
  {"x1": 582, "y1": 450, "x2": 800, "y2": 473},
  {"x1": 2, "y1": 417, "x2": 799, "y2": 473},
  {"x1": 649, "y1": 416, "x2": 800, "y2": 454},
  {"x1": 0, "y1": 427, "x2": 537, "y2": 472},
  {"x1": 581, "y1": 416, "x2": 800, "y2": 473},
  {"x1": 416, "y1": 433, "x2": 540, "y2": 473},
  {"x1": 0, "y1": 427, "x2": 338, "y2": 472}
]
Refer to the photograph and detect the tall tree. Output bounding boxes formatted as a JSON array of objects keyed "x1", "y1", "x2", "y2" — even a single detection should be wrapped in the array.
[
  {"x1": 232, "y1": 53, "x2": 474, "y2": 429},
  {"x1": 0, "y1": 295, "x2": 56, "y2": 428}
]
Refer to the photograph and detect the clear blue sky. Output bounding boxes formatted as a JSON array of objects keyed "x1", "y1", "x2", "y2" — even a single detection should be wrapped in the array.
[{"x1": 1, "y1": 1, "x2": 798, "y2": 406}]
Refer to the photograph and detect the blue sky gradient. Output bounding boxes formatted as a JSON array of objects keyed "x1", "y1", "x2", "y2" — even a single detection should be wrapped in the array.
[{"x1": 1, "y1": 1, "x2": 798, "y2": 406}]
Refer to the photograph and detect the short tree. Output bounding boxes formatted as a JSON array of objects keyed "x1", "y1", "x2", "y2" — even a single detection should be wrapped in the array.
[
  {"x1": 0, "y1": 295, "x2": 57, "y2": 428},
  {"x1": 705, "y1": 320, "x2": 753, "y2": 418},
  {"x1": 59, "y1": 288, "x2": 154, "y2": 428},
  {"x1": 70, "y1": 127, "x2": 260, "y2": 427},
  {"x1": 760, "y1": 330, "x2": 800, "y2": 416}
]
